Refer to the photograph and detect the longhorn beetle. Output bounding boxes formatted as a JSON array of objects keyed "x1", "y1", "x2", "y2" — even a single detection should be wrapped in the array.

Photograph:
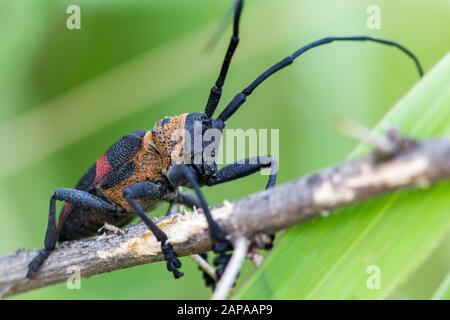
[{"x1": 27, "y1": 0, "x2": 423, "y2": 283}]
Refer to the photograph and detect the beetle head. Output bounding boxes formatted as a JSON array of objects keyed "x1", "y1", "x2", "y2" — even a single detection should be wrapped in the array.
[{"x1": 183, "y1": 112, "x2": 224, "y2": 180}]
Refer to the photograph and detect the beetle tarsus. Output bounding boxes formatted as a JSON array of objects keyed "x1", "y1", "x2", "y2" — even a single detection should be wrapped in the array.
[
  {"x1": 26, "y1": 248, "x2": 52, "y2": 279},
  {"x1": 161, "y1": 242, "x2": 183, "y2": 279}
]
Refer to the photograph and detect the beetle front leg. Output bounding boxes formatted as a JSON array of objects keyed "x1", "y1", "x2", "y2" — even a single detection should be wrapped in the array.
[
  {"x1": 123, "y1": 182, "x2": 183, "y2": 279},
  {"x1": 206, "y1": 156, "x2": 278, "y2": 190},
  {"x1": 27, "y1": 188, "x2": 118, "y2": 279},
  {"x1": 167, "y1": 190, "x2": 217, "y2": 288},
  {"x1": 207, "y1": 156, "x2": 278, "y2": 250},
  {"x1": 166, "y1": 165, "x2": 231, "y2": 280}
]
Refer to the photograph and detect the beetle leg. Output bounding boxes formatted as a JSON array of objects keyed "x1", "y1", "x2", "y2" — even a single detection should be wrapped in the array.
[
  {"x1": 165, "y1": 201, "x2": 178, "y2": 216},
  {"x1": 27, "y1": 188, "x2": 119, "y2": 279},
  {"x1": 174, "y1": 192, "x2": 202, "y2": 210},
  {"x1": 165, "y1": 192, "x2": 201, "y2": 216},
  {"x1": 166, "y1": 165, "x2": 231, "y2": 280},
  {"x1": 123, "y1": 181, "x2": 183, "y2": 279},
  {"x1": 207, "y1": 156, "x2": 278, "y2": 250},
  {"x1": 206, "y1": 155, "x2": 278, "y2": 190},
  {"x1": 168, "y1": 191, "x2": 216, "y2": 288}
]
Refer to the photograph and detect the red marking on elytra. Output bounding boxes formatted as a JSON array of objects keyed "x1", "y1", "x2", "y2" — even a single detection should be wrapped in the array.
[
  {"x1": 95, "y1": 154, "x2": 112, "y2": 182},
  {"x1": 58, "y1": 202, "x2": 73, "y2": 225}
]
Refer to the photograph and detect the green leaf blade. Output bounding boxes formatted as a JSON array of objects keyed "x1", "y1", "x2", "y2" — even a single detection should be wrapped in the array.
[{"x1": 432, "y1": 271, "x2": 450, "y2": 300}]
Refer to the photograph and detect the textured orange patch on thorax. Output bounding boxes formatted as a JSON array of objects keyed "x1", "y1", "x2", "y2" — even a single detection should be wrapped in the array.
[
  {"x1": 146, "y1": 113, "x2": 187, "y2": 167},
  {"x1": 100, "y1": 114, "x2": 188, "y2": 211}
]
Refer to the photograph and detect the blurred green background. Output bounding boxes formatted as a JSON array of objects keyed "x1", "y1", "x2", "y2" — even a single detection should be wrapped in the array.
[{"x1": 0, "y1": 0, "x2": 448, "y2": 299}]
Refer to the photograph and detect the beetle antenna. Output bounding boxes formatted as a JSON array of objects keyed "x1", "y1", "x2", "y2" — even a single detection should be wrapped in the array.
[
  {"x1": 203, "y1": 1, "x2": 236, "y2": 53},
  {"x1": 218, "y1": 36, "x2": 424, "y2": 122},
  {"x1": 204, "y1": 0, "x2": 244, "y2": 118}
]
